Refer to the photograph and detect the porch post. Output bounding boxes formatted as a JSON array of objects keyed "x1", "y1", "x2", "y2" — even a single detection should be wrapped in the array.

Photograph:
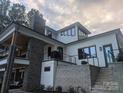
[{"x1": 1, "y1": 31, "x2": 17, "y2": 93}]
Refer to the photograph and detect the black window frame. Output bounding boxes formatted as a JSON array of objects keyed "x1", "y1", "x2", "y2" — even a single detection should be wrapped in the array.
[
  {"x1": 48, "y1": 47, "x2": 52, "y2": 57},
  {"x1": 78, "y1": 45, "x2": 97, "y2": 59}
]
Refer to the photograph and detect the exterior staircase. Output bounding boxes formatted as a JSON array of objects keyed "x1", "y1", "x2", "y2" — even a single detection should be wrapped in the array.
[{"x1": 91, "y1": 67, "x2": 118, "y2": 93}]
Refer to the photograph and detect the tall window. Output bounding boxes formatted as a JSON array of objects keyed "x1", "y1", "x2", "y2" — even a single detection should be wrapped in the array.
[
  {"x1": 48, "y1": 47, "x2": 51, "y2": 57},
  {"x1": 57, "y1": 47, "x2": 63, "y2": 60},
  {"x1": 78, "y1": 46, "x2": 97, "y2": 59},
  {"x1": 71, "y1": 28, "x2": 75, "y2": 36}
]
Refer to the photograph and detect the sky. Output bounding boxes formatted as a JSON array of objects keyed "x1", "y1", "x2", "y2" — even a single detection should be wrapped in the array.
[{"x1": 10, "y1": 0, "x2": 123, "y2": 32}]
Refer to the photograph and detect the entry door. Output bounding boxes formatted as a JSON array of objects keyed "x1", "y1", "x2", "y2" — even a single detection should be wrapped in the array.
[{"x1": 103, "y1": 44, "x2": 114, "y2": 67}]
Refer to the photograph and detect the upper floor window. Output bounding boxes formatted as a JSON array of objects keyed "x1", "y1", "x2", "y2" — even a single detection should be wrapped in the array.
[
  {"x1": 78, "y1": 46, "x2": 97, "y2": 59},
  {"x1": 60, "y1": 27, "x2": 76, "y2": 36},
  {"x1": 78, "y1": 29, "x2": 87, "y2": 39},
  {"x1": 71, "y1": 28, "x2": 75, "y2": 36}
]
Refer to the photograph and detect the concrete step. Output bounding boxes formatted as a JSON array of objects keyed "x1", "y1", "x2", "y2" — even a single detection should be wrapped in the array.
[
  {"x1": 96, "y1": 76, "x2": 113, "y2": 82},
  {"x1": 96, "y1": 76, "x2": 113, "y2": 80},
  {"x1": 99, "y1": 71, "x2": 113, "y2": 75},
  {"x1": 94, "y1": 81, "x2": 113, "y2": 85},
  {"x1": 91, "y1": 90, "x2": 117, "y2": 93}
]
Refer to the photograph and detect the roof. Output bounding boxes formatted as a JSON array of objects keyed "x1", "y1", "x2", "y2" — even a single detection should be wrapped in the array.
[
  {"x1": 0, "y1": 22, "x2": 65, "y2": 47},
  {"x1": 0, "y1": 22, "x2": 122, "y2": 47},
  {"x1": 57, "y1": 22, "x2": 91, "y2": 34},
  {"x1": 45, "y1": 26, "x2": 57, "y2": 33},
  {"x1": 66, "y1": 28, "x2": 121, "y2": 45}
]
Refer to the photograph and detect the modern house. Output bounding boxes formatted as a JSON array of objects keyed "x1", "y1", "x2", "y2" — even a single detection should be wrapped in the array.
[{"x1": 0, "y1": 13, "x2": 123, "y2": 93}]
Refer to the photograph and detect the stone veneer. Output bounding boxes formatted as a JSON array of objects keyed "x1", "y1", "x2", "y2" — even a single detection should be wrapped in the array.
[
  {"x1": 54, "y1": 64, "x2": 100, "y2": 93},
  {"x1": 22, "y1": 38, "x2": 46, "y2": 91}
]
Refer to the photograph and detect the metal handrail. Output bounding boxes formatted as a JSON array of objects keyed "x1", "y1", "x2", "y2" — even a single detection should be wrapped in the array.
[{"x1": 107, "y1": 48, "x2": 123, "y2": 63}]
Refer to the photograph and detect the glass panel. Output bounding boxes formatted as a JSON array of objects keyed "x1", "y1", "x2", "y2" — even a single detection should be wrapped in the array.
[
  {"x1": 105, "y1": 46, "x2": 113, "y2": 63},
  {"x1": 71, "y1": 28, "x2": 75, "y2": 36},
  {"x1": 78, "y1": 29, "x2": 86, "y2": 39},
  {"x1": 78, "y1": 49, "x2": 83, "y2": 59},
  {"x1": 90, "y1": 46, "x2": 96, "y2": 57},
  {"x1": 68, "y1": 29, "x2": 71, "y2": 36},
  {"x1": 84, "y1": 48, "x2": 90, "y2": 58},
  {"x1": 61, "y1": 32, "x2": 64, "y2": 36}
]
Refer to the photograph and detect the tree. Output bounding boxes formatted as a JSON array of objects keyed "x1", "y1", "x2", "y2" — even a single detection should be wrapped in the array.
[
  {"x1": 0, "y1": 0, "x2": 10, "y2": 16},
  {"x1": 8, "y1": 3, "x2": 27, "y2": 25},
  {"x1": 0, "y1": 0, "x2": 10, "y2": 32}
]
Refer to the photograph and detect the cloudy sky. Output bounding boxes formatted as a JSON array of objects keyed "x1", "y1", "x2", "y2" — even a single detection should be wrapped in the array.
[{"x1": 10, "y1": 0, "x2": 122, "y2": 32}]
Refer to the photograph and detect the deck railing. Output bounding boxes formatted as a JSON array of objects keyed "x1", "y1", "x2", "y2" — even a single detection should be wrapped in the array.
[{"x1": 108, "y1": 48, "x2": 123, "y2": 63}]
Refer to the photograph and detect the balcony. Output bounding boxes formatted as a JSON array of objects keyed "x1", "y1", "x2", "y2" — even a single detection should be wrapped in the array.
[{"x1": 0, "y1": 48, "x2": 29, "y2": 69}]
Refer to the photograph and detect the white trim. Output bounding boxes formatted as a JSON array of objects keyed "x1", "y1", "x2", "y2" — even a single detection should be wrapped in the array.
[
  {"x1": 0, "y1": 58, "x2": 29, "y2": 65},
  {"x1": 0, "y1": 27, "x2": 15, "y2": 42}
]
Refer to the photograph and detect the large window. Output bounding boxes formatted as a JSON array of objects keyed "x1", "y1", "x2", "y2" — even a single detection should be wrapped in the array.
[{"x1": 78, "y1": 46, "x2": 97, "y2": 59}]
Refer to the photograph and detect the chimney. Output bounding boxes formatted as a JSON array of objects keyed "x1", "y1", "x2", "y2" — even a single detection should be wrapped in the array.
[{"x1": 30, "y1": 12, "x2": 46, "y2": 34}]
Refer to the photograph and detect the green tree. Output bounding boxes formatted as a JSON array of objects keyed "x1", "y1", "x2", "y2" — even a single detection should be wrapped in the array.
[
  {"x1": 8, "y1": 3, "x2": 27, "y2": 25},
  {"x1": 0, "y1": 0, "x2": 10, "y2": 32},
  {"x1": 0, "y1": 0, "x2": 10, "y2": 16}
]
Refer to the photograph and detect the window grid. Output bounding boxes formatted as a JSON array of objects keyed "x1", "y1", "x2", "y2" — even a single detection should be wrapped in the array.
[{"x1": 78, "y1": 46, "x2": 97, "y2": 59}]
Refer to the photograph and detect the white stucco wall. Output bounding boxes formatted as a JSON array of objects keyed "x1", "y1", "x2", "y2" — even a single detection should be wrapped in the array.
[
  {"x1": 40, "y1": 60, "x2": 75, "y2": 88},
  {"x1": 41, "y1": 61, "x2": 55, "y2": 87},
  {"x1": 66, "y1": 33, "x2": 119, "y2": 67}
]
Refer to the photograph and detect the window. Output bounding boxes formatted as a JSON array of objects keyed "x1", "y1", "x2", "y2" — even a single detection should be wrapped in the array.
[
  {"x1": 57, "y1": 47, "x2": 63, "y2": 60},
  {"x1": 71, "y1": 28, "x2": 75, "y2": 36},
  {"x1": 60, "y1": 32, "x2": 64, "y2": 36},
  {"x1": 64, "y1": 31, "x2": 67, "y2": 36},
  {"x1": 48, "y1": 47, "x2": 51, "y2": 57},
  {"x1": 78, "y1": 46, "x2": 97, "y2": 59},
  {"x1": 47, "y1": 31, "x2": 52, "y2": 38},
  {"x1": 44, "y1": 67, "x2": 50, "y2": 72},
  {"x1": 78, "y1": 29, "x2": 87, "y2": 39},
  {"x1": 90, "y1": 46, "x2": 96, "y2": 57}
]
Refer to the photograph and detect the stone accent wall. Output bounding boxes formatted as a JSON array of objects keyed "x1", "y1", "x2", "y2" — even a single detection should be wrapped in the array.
[
  {"x1": 54, "y1": 65, "x2": 92, "y2": 93},
  {"x1": 90, "y1": 66, "x2": 100, "y2": 86},
  {"x1": 29, "y1": 12, "x2": 45, "y2": 34},
  {"x1": 109, "y1": 62, "x2": 123, "y2": 93},
  {"x1": 22, "y1": 38, "x2": 46, "y2": 91}
]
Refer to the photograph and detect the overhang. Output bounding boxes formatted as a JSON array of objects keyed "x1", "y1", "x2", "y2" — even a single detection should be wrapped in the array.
[{"x1": 0, "y1": 22, "x2": 65, "y2": 47}]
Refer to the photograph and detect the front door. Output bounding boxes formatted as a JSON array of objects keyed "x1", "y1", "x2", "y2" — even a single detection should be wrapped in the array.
[{"x1": 103, "y1": 44, "x2": 114, "y2": 67}]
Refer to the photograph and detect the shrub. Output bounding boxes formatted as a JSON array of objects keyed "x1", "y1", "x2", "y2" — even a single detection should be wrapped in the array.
[
  {"x1": 116, "y1": 51, "x2": 123, "y2": 62},
  {"x1": 68, "y1": 86, "x2": 75, "y2": 93},
  {"x1": 56, "y1": 86, "x2": 62, "y2": 93},
  {"x1": 46, "y1": 86, "x2": 53, "y2": 91},
  {"x1": 40, "y1": 84, "x2": 45, "y2": 90}
]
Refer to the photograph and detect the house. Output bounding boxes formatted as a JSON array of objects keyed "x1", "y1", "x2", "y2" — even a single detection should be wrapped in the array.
[{"x1": 0, "y1": 13, "x2": 123, "y2": 93}]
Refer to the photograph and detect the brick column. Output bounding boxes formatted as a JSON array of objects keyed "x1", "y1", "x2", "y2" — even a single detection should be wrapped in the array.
[{"x1": 22, "y1": 38, "x2": 46, "y2": 91}]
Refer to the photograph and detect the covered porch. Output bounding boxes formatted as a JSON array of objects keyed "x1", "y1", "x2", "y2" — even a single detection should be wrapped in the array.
[{"x1": 0, "y1": 22, "x2": 65, "y2": 92}]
